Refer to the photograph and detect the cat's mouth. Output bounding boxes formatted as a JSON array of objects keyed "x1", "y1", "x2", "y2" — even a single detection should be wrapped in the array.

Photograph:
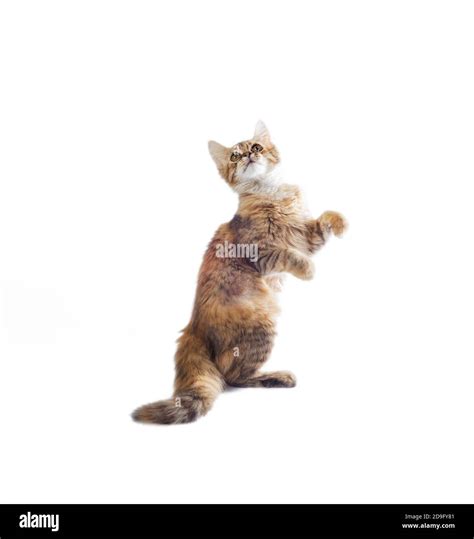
[{"x1": 243, "y1": 157, "x2": 258, "y2": 171}]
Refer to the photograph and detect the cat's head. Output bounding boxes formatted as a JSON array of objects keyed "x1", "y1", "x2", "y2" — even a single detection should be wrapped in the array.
[{"x1": 208, "y1": 121, "x2": 280, "y2": 193}]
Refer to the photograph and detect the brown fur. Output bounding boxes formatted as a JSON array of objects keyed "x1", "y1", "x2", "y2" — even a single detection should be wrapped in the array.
[{"x1": 132, "y1": 122, "x2": 346, "y2": 425}]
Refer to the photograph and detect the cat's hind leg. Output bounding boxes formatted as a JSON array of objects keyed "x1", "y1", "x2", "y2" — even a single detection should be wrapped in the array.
[{"x1": 219, "y1": 321, "x2": 295, "y2": 389}]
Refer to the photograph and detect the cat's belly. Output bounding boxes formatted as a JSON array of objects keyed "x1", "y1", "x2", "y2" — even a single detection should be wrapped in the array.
[{"x1": 193, "y1": 274, "x2": 281, "y2": 379}]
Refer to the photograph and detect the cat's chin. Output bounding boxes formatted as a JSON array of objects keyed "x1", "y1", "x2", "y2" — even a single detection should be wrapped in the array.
[{"x1": 234, "y1": 168, "x2": 282, "y2": 196}]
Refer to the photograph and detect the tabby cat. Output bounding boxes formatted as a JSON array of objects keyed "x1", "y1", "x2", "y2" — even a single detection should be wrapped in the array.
[{"x1": 132, "y1": 121, "x2": 346, "y2": 424}]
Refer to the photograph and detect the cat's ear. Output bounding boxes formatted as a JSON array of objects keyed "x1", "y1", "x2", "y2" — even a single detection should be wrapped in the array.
[
  {"x1": 254, "y1": 120, "x2": 271, "y2": 145},
  {"x1": 208, "y1": 140, "x2": 229, "y2": 171}
]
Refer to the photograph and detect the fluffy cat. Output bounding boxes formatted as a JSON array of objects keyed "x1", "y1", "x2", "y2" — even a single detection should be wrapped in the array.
[{"x1": 132, "y1": 121, "x2": 347, "y2": 425}]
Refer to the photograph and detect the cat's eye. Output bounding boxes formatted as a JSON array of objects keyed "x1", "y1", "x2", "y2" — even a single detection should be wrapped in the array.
[
  {"x1": 251, "y1": 143, "x2": 263, "y2": 153},
  {"x1": 230, "y1": 152, "x2": 241, "y2": 162}
]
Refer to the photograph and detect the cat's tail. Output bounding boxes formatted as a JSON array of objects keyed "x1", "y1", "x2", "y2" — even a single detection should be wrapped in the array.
[
  {"x1": 131, "y1": 391, "x2": 209, "y2": 425},
  {"x1": 131, "y1": 331, "x2": 224, "y2": 425}
]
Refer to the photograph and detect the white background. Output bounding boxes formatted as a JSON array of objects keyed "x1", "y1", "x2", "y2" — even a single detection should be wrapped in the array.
[{"x1": 1, "y1": 0, "x2": 473, "y2": 503}]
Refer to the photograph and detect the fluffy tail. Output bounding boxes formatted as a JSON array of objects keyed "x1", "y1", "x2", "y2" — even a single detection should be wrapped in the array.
[
  {"x1": 132, "y1": 391, "x2": 207, "y2": 425},
  {"x1": 132, "y1": 332, "x2": 224, "y2": 425}
]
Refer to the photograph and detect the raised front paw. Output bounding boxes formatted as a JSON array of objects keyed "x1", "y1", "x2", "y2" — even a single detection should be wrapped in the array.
[
  {"x1": 289, "y1": 252, "x2": 315, "y2": 280},
  {"x1": 318, "y1": 211, "x2": 348, "y2": 237}
]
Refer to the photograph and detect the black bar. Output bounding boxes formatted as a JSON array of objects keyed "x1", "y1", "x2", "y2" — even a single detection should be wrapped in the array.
[{"x1": 0, "y1": 504, "x2": 473, "y2": 538}]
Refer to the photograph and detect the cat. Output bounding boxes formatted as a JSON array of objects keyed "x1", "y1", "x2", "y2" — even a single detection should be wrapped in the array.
[{"x1": 132, "y1": 121, "x2": 347, "y2": 425}]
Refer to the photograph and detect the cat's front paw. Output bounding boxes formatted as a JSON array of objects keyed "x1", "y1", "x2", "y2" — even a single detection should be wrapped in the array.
[
  {"x1": 319, "y1": 211, "x2": 348, "y2": 237},
  {"x1": 290, "y1": 255, "x2": 314, "y2": 281}
]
